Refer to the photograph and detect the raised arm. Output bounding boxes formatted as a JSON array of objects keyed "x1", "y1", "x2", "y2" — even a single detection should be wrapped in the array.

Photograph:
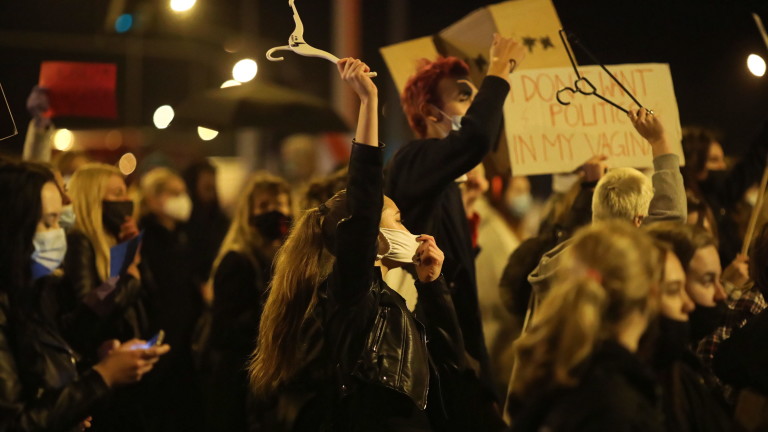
[
  {"x1": 330, "y1": 59, "x2": 382, "y2": 305},
  {"x1": 629, "y1": 109, "x2": 687, "y2": 225},
  {"x1": 387, "y1": 35, "x2": 524, "y2": 202}
]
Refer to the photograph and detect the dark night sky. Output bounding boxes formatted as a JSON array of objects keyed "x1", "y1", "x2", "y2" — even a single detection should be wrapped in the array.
[{"x1": 1, "y1": 0, "x2": 767, "y2": 156}]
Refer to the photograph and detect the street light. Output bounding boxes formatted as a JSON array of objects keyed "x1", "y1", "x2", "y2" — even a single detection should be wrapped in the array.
[
  {"x1": 153, "y1": 105, "x2": 174, "y2": 129},
  {"x1": 747, "y1": 54, "x2": 766, "y2": 77},
  {"x1": 232, "y1": 59, "x2": 257, "y2": 83},
  {"x1": 198, "y1": 126, "x2": 219, "y2": 141},
  {"x1": 170, "y1": 0, "x2": 196, "y2": 13}
]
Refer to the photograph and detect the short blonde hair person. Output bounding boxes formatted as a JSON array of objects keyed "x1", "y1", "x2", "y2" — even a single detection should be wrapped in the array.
[
  {"x1": 68, "y1": 163, "x2": 125, "y2": 281},
  {"x1": 592, "y1": 167, "x2": 654, "y2": 225}
]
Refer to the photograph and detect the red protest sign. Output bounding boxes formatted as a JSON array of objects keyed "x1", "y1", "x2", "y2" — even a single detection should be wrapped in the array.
[{"x1": 39, "y1": 61, "x2": 117, "y2": 119}]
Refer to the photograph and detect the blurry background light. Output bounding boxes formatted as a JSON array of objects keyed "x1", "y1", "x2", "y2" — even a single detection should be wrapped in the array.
[
  {"x1": 53, "y1": 129, "x2": 74, "y2": 151},
  {"x1": 114, "y1": 14, "x2": 133, "y2": 33},
  {"x1": 232, "y1": 59, "x2": 257, "y2": 83},
  {"x1": 748, "y1": 54, "x2": 766, "y2": 77},
  {"x1": 197, "y1": 126, "x2": 219, "y2": 141},
  {"x1": 118, "y1": 152, "x2": 137, "y2": 176},
  {"x1": 170, "y1": 0, "x2": 196, "y2": 13},
  {"x1": 153, "y1": 105, "x2": 174, "y2": 129},
  {"x1": 220, "y1": 80, "x2": 242, "y2": 88}
]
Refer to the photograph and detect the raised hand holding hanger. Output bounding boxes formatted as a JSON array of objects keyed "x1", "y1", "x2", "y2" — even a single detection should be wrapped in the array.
[
  {"x1": 266, "y1": 0, "x2": 377, "y2": 77},
  {"x1": 555, "y1": 29, "x2": 651, "y2": 116}
]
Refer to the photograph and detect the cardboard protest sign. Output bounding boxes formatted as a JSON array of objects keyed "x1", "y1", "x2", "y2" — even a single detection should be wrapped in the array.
[
  {"x1": 39, "y1": 61, "x2": 117, "y2": 119},
  {"x1": 504, "y1": 63, "x2": 684, "y2": 176},
  {"x1": 381, "y1": 0, "x2": 568, "y2": 94},
  {"x1": 380, "y1": 0, "x2": 571, "y2": 177},
  {"x1": 0, "y1": 83, "x2": 17, "y2": 141}
]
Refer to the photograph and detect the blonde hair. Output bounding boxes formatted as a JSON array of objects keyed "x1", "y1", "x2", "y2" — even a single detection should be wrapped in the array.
[
  {"x1": 68, "y1": 163, "x2": 125, "y2": 282},
  {"x1": 509, "y1": 221, "x2": 660, "y2": 400},
  {"x1": 248, "y1": 189, "x2": 354, "y2": 396},
  {"x1": 592, "y1": 167, "x2": 653, "y2": 223},
  {"x1": 139, "y1": 167, "x2": 182, "y2": 216},
  {"x1": 210, "y1": 172, "x2": 291, "y2": 281}
]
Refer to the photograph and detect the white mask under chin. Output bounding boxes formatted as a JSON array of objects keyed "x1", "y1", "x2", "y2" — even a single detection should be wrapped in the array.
[
  {"x1": 378, "y1": 228, "x2": 420, "y2": 264},
  {"x1": 164, "y1": 194, "x2": 192, "y2": 222}
]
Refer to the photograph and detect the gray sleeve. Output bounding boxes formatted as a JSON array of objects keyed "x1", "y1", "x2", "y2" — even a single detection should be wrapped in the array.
[{"x1": 645, "y1": 153, "x2": 687, "y2": 225}]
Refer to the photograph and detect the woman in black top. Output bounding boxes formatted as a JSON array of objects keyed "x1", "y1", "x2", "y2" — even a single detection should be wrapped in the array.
[{"x1": 249, "y1": 59, "x2": 466, "y2": 432}]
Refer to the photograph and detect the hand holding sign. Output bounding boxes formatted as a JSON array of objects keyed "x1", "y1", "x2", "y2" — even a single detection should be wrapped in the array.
[
  {"x1": 487, "y1": 33, "x2": 527, "y2": 80},
  {"x1": 628, "y1": 107, "x2": 670, "y2": 157}
]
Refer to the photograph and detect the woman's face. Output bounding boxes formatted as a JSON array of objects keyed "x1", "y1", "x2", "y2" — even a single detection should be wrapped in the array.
[
  {"x1": 37, "y1": 182, "x2": 63, "y2": 233},
  {"x1": 659, "y1": 251, "x2": 695, "y2": 321},
  {"x1": 252, "y1": 192, "x2": 291, "y2": 217},
  {"x1": 380, "y1": 196, "x2": 410, "y2": 233},
  {"x1": 706, "y1": 142, "x2": 727, "y2": 172},
  {"x1": 103, "y1": 174, "x2": 130, "y2": 201},
  {"x1": 435, "y1": 77, "x2": 477, "y2": 120},
  {"x1": 686, "y1": 245, "x2": 727, "y2": 307}
]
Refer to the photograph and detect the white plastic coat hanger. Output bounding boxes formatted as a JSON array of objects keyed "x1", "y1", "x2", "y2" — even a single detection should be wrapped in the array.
[{"x1": 266, "y1": 0, "x2": 377, "y2": 77}]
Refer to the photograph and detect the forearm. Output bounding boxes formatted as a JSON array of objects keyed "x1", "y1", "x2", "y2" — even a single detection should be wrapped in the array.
[
  {"x1": 355, "y1": 95, "x2": 378, "y2": 147},
  {"x1": 646, "y1": 154, "x2": 687, "y2": 224}
]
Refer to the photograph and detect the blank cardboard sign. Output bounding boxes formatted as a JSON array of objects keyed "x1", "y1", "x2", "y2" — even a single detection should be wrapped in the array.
[{"x1": 38, "y1": 61, "x2": 117, "y2": 119}]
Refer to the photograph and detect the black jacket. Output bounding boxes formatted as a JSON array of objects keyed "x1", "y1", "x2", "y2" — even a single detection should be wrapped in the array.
[
  {"x1": 0, "y1": 281, "x2": 111, "y2": 432},
  {"x1": 276, "y1": 142, "x2": 467, "y2": 432},
  {"x1": 511, "y1": 341, "x2": 664, "y2": 432},
  {"x1": 385, "y1": 76, "x2": 510, "y2": 391},
  {"x1": 61, "y1": 230, "x2": 148, "y2": 364},
  {"x1": 714, "y1": 308, "x2": 768, "y2": 396}
]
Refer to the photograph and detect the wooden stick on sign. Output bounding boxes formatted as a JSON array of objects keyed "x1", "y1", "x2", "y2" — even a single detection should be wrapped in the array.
[{"x1": 742, "y1": 161, "x2": 768, "y2": 256}]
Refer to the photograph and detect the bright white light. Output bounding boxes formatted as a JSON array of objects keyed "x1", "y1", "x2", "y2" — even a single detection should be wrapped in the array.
[
  {"x1": 118, "y1": 153, "x2": 138, "y2": 176},
  {"x1": 220, "y1": 80, "x2": 242, "y2": 88},
  {"x1": 53, "y1": 129, "x2": 74, "y2": 151},
  {"x1": 232, "y1": 59, "x2": 257, "y2": 83},
  {"x1": 197, "y1": 126, "x2": 219, "y2": 141},
  {"x1": 170, "y1": 0, "x2": 196, "y2": 12},
  {"x1": 748, "y1": 54, "x2": 766, "y2": 77},
  {"x1": 153, "y1": 105, "x2": 174, "y2": 129}
]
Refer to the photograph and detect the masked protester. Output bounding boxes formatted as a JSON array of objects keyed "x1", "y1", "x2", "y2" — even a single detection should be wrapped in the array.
[
  {"x1": 249, "y1": 59, "x2": 467, "y2": 432},
  {"x1": 0, "y1": 161, "x2": 169, "y2": 432},
  {"x1": 138, "y1": 167, "x2": 204, "y2": 432},
  {"x1": 199, "y1": 172, "x2": 292, "y2": 431},
  {"x1": 642, "y1": 235, "x2": 733, "y2": 432}
]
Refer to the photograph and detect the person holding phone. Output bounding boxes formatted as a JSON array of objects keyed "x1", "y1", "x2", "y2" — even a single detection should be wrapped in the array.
[{"x1": 0, "y1": 160, "x2": 169, "y2": 432}]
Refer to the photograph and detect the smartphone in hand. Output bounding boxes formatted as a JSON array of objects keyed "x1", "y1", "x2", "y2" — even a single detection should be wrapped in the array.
[{"x1": 132, "y1": 330, "x2": 165, "y2": 350}]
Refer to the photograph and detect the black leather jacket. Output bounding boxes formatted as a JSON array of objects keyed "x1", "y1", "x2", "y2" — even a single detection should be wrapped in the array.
[
  {"x1": 0, "y1": 280, "x2": 110, "y2": 432},
  {"x1": 272, "y1": 143, "x2": 466, "y2": 431},
  {"x1": 62, "y1": 230, "x2": 148, "y2": 364}
]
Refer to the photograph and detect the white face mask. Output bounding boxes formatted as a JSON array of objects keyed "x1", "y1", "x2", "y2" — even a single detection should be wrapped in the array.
[
  {"x1": 59, "y1": 204, "x2": 76, "y2": 231},
  {"x1": 433, "y1": 105, "x2": 463, "y2": 133},
  {"x1": 31, "y1": 228, "x2": 67, "y2": 277},
  {"x1": 378, "y1": 227, "x2": 420, "y2": 264},
  {"x1": 163, "y1": 194, "x2": 192, "y2": 222}
]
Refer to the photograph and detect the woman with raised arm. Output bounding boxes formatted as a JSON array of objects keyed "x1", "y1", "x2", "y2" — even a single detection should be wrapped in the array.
[{"x1": 249, "y1": 59, "x2": 466, "y2": 432}]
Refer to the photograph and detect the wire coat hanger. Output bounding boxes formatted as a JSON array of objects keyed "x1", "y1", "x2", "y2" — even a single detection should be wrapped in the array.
[
  {"x1": 555, "y1": 29, "x2": 649, "y2": 115},
  {"x1": 266, "y1": 0, "x2": 377, "y2": 77}
]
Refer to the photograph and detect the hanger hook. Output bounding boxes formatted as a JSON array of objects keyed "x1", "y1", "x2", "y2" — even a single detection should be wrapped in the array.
[{"x1": 266, "y1": 46, "x2": 290, "y2": 62}]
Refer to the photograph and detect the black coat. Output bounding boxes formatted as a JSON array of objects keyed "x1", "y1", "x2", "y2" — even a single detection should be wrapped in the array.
[
  {"x1": 0, "y1": 280, "x2": 111, "y2": 432},
  {"x1": 511, "y1": 341, "x2": 664, "y2": 432},
  {"x1": 274, "y1": 142, "x2": 468, "y2": 432},
  {"x1": 714, "y1": 308, "x2": 768, "y2": 396},
  {"x1": 61, "y1": 230, "x2": 149, "y2": 364},
  {"x1": 385, "y1": 76, "x2": 510, "y2": 392}
]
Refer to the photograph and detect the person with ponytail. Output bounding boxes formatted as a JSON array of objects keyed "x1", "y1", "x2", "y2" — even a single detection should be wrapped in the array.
[
  {"x1": 506, "y1": 221, "x2": 664, "y2": 431},
  {"x1": 249, "y1": 58, "x2": 466, "y2": 432},
  {"x1": 64, "y1": 163, "x2": 147, "y2": 362},
  {"x1": 200, "y1": 172, "x2": 292, "y2": 431}
]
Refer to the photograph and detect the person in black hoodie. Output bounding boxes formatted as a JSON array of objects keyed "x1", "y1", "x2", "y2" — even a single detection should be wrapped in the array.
[
  {"x1": 0, "y1": 160, "x2": 169, "y2": 432},
  {"x1": 138, "y1": 167, "x2": 203, "y2": 432},
  {"x1": 385, "y1": 34, "x2": 525, "y2": 412},
  {"x1": 507, "y1": 221, "x2": 664, "y2": 431},
  {"x1": 201, "y1": 172, "x2": 292, "y2": 431},
  {"x1": 248, "y1": 58, "x2": 466, "y2": 432}
]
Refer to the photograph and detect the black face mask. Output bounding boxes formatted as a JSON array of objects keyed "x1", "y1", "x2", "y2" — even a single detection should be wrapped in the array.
[
  {"x1": 698, "y1": 169, "x2": 728, "y2": 194},
  {"x1": 250, "y1": 211, "x2": 292, "y2": 242},
  {"x1": 102, "y1": 200, "x2": 134, "y2": 238},
  {"x1": 652, "y1": 316, "x2": 690, "y2": 369},
  {"x1": 689, "y1": 302, "x2": 728, "y2": 345}
]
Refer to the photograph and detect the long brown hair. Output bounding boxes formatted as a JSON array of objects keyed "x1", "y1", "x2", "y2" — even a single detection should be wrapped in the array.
[
  {"x1": 248, "y1": 190, "x2": 350, "y2": 396},
  {"x1": 509, "y1": 221, "x2": 660, "y2": 400}
]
